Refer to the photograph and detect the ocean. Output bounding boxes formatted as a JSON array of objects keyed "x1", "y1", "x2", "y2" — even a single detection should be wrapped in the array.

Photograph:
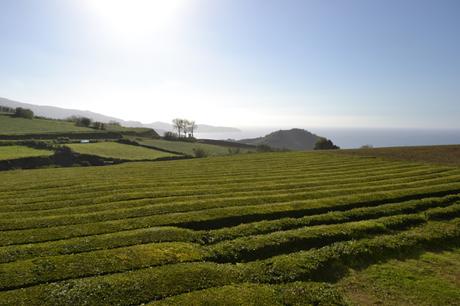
[{"x1": 195, "y1": 127, "x2": 460, "y2": 149}]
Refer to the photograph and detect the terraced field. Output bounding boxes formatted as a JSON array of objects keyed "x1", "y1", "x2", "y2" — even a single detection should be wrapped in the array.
[
  {"x1": 133, "y1": 137, "x2": 253, "y2": 156},
  {"x1": 1, "y1": 152, "x2": 460, "y2": 305},
  {"x1": 338, "y1": 144, "x2": 460, "y2": 166},
  {"x1": 67, "y1": 142, "x2": 177, "y2": 161},
  {"x1": 0, "y1": 145, "x2": 53, "y2": 160},
  {"x1": 0, "y1": 114, "x2": 93, "y2": 135}
]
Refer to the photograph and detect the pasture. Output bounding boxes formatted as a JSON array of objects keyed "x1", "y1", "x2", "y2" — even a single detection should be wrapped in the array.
[
  {"x1": 0, "y1": 151, "x2": 459, "y2": 305},
  {"x1": 0, "y1": 114, "x2": 93, "y2": 135},
  {"x1": 0, "y1": 145, "x2": 53, "y2": 160},
  {"x1": 133, "y1": 137, "x2": 252, "y2": 156},
  {"x1": 67, "y1": 142, "x2": 177, "y2": 160}
]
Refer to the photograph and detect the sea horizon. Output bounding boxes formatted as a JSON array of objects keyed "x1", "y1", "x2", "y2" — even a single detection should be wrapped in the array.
[{"x1": 195, "y1": 127, "x2": 460, "y2": 149}]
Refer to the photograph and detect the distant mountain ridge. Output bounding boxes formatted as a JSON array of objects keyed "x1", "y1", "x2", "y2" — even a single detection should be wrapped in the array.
[
  {"x1": 0, "y1": 97, "x2": 122, "y2": 123},
  {"x1": 238, "y1": 128, "x2": 322, "y2": 150},
  {"x1": 0, "y1": 97, "x2": 240, "y2": 134}
]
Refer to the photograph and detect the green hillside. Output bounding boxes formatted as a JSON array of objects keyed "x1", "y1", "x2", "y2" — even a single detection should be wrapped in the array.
[
  {"x1": 239, "y1": 128, "x2": 321, "y2": 150},
  {"x1": 67, "y1": 142, "x2": 177, "y2": 160},
  {"x1": 0, "y1": 146, "x2": 53, "y2": 160},
  {"x1": 134, "y1": 137, "x2": 250, "y2": 156},
  {"x1": 0, "y1": 151, "x2": 460, "y2": 304},
  {"x1": 104, "y1": 125, "x2": 152, "y2": 133},
  {"x1": 0, "y1": 114, "x2": 93, "y2": 135},
  {"x1": 0, "y1": 114, "x2": 159, "y2": 140}
]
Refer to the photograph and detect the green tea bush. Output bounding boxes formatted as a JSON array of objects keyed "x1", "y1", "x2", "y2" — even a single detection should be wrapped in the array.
[{"x1": 1, "y1": 152, "x2": 460, "y2": 305}]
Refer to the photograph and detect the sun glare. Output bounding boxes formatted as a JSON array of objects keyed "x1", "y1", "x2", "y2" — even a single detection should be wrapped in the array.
[{"x1": 86, "y1": 0, "x2": 189, "y2": 38}]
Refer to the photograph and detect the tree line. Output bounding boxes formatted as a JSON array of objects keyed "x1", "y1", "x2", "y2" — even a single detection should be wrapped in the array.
[
  {"x1": 0, "y1": 106, "x2": 35, "y2": 119},
  {"x1": 0, "y1": 106, "x2": 15, "y2": 114},
  {"x1": 172, "y1": 119, "x2": 197, "y2": 138},
  {"x1": 66, "y1": 116, "x2": 110, "y2": 130},
  {"x1": 314, "y1": 138, "x2": 340, "y2": 150}
]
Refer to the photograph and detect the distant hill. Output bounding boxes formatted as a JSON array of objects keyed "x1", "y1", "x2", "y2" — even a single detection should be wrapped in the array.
[
  {"x1": 0, "y1": 114, "x2": 94, "y2": 136},
  {"x1": 0, "y1": 97, "x2": 240, "y2": 134},
  {"x1": 0, "y1": 113, "x2": 159, "y2": 140},
  {"x1": 238, "y1": 128, "x2": 322, "y2": 150},
  {"x1": 0, "y1": 97, "x2": 123, "y2": 123}
]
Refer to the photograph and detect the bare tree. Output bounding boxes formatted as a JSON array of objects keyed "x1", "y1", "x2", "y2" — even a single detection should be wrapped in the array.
[
  {"x1": 182, "y1": 119, "x2": 191, "y2": 137},
  {"x1": 172, "y1": 118, "x2": 197, "y2": 138},
  {"x1": 189, "y1": 121, "x2": 197, "y2": 137},
  {"x1": 172, "y1": 118, "x2": 184, "y2": 137}
]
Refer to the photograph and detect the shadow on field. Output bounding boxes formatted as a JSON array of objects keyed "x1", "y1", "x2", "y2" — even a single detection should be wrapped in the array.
[
  {"x1": 316, "y1": 244, "x2": 460, "y2": 284},
  {"x1": 174, "y1": 190, "x2": 460, "y2": 231}
]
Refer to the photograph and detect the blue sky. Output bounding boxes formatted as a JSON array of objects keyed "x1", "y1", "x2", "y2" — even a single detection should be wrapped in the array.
[{"x1": 0, "y1": 0, "x2": 459, "y2": 128}]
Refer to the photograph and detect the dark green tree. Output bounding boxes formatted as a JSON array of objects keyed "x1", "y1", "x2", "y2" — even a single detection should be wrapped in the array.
[
  {"x1": 14, "y1": 107, "x2": 34, "y2": 119},
  {"x1": 92, "y1": 121, "x2": 106, "y2": 130},
  {"x1": 314, "y1": 138, "x2": 340, "y2": 150},
  {"x1": 0, "y1": 106, "x2": 15, "y2": 113},
  {"x1": 256, "y1": 144, "x2": 274, "y2": 152},
  {"x1": 75, "y1": 117, "x2": 92, "y2": 127}
]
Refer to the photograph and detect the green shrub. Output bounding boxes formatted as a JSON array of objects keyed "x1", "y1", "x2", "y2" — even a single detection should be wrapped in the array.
[
  {"x1": 13, "y1": 107, "x2": 34, "y2": 119},
  {"x1": 0, "y1": 242, "x2": 206, "y2": 290},
  {"x1": 314, "y1": 138, "x2": 340, "y2": 150},
  {"x1": 1, "y1": 219, "x2": 459, "y2": 305},
  {"x1": 0, "y1": 226, "x2": 199, "y2": 263},
  {"x1": 148, "y1": 282, "x2": 348, "y2": 306},
  {"x1": 193, "y1": 147, "x2": 208, "y2": 158},
  {"x1": 242, "y1": 218, "x2": 460, "y2": 283},
  {"x1": 1, "y1": 152, "x2": 460, "y2": 305},
  {"x1": 206, "y1": 195, "x2": 460, "y2": 242},
  {"x1": 207, "y1": 214, "x2": 426, "y2": 263}
]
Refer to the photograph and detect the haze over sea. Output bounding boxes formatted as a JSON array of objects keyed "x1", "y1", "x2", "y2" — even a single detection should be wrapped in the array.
[{"x1": 196, "y1": 128, "x2": 460, "y2": 149}]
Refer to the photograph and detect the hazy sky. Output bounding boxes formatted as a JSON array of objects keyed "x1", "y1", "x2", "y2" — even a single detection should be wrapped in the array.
[{"x1": 0, "y1": 0, "x2": 459, "y2": 128}]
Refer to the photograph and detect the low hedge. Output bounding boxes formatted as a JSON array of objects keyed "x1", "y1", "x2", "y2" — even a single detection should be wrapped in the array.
[
  {"x1": 147, "y1": 282, "x2": 348, "y2": 306},
  {"x1": 206, "y1": 195, "x2": 460, "y2": 243},
  {"x1": 2, "y1": 180, "x2": 460, "y2": 232},
  {"x1": 1, "y1": 219, "x2": 459, "y2": 305},
  {"x1": 0, "y1": 262, "x2": 242, "y2": 306},
  {"x1": 2, "y1": 186, "x2": 460, "y2": 247},
  {"x1": 0, "y1": 242, "x2": 206, "y2": 291},
  {"x1": 206, "y1": 214, "x2": 426, "y2": 263},
  {"x1": 0, "y1": 214, "x2": 424, "y2": 290},
  {"x1": 0, "y1": 226, "x2": 199, "y2": 264},
  {"x1": 0, "y1": 160, "x2": 430, "y2": 209},
  {"x1": 2, "y1": 165, "x2": 451, "y2": 216},
  {"x1": 0, "y1": 131, "x2": 121, "y2": 140},
  {"x1": 242, "y1": 218, "x2": 460, "y2": 283}
]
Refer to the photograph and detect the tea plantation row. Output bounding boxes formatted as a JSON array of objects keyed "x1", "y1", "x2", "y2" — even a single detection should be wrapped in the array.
[{"x1": 1, "y1": 152, "x2": 459, "y2": 305}]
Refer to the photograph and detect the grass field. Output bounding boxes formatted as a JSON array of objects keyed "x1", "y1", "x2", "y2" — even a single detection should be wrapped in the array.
[
  {"x1": 133, "y1": 137, "x2": 252, "y2": 156},
  {"x1": 0, "y1": 151, "x2": 460, "y2": 305},
  {"x1": 0, "y1": 114, "x2": 93, "y2": 135},
  {"x1": 0, "y1": 145, "x2": 53, "y2": 160},
  {"x1": 338, "y1": 145, "x2": 460, "y2": 166},
  {"x1": 103, "y1": 125, "x2": 159, "y2": 137},
  {"x1": 103, "y1": 125, "x2": 150, "y2": 133},
  {"x1": 338, "y1": 248, "x2": 460, "y2": 305},
  {"x1": 67, "y1": 142, "x2": 177, "y2": 160}
]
